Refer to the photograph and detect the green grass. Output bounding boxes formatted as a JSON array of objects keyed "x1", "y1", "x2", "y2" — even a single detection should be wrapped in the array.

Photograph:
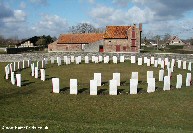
[{"x1": 1, "y1": 61, "x2": 193, "y2": 133}]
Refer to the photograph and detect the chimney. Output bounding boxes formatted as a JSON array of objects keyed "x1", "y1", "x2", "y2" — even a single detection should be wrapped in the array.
[{"x1": 139, "y1": 23, "x2": 142, "y2": 31}]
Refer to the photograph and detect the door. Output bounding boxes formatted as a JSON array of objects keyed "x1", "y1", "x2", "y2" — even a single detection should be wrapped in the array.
[
  {"x1": 116, "y1": 45, "x2": 120, "y2": 52},
  {"x1": 99, "y1": 45, "x2": 104, "y2": 52}
]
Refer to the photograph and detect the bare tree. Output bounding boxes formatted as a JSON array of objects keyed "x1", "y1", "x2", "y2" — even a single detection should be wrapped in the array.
[{"x1": 68, "y1": 23, "x2": 104, "y2": 34}]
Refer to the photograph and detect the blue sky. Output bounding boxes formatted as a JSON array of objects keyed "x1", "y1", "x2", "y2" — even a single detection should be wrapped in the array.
[{"x1": 0, "y1": 0, "x2": 193, "y2": 39}]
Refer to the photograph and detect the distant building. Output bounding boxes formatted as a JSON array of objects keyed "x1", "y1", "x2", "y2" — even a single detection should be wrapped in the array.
[
  {"x1": 48, "y1": 23, "x2": 142, "y2": 53},
  {"x1": 167, "y1": 36, "x2": 184, "y2": 45}
]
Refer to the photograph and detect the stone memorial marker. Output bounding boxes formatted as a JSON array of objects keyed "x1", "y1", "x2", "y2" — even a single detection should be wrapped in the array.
[
  {"x1": 51, "y1": 57, "x2": 55, "y2": 64},
  {"x1": 16, "y1": 74, "x2": 21, "y2": 87},
  {"x1": 104, "y1": 57, "x2": 108, "y2": 63},
  {"x1": 147, "y1": 78, "x2": 155, "y2": 93},
  {"x1": 151, "y1": 57, "x2": 155, "y2": 65},
  {"x1": 57, "y1": 57, "x2": 61, "y2": 66},
  {"x1": 28, "y1": 60, "x2": 31, "y2": 67},
  {"x1": 78, "y1": 56, "x2": 81, "y2": 63},
  {"x1": 99, "y1": 56, "x2": 103, "y2": 62},
  {"x1": 92, "y1": 56, "x2": 95, "y2": 62},
  {"x1": 52, "y1": 78, "x2": 60, "y2": 93},
  {"x1": 85, "y1": 56, "x2": 89, "y2": 64},
  {"x1": 138, "y1": 58, "x2": 142, "y2": 65},
  {"x1": 70, "y1": 79, "x2": 78, "y2": 95},
  {"x1": 113, "y1": 56, "x2": 118, "y2": 64},
  {"x1": 171, "y1": 59, "x2": 175, "y2": 68},
  {"x1": 113, "y1": 73, "x2": 120, "y2": 86},
  {"x1": 42, "y1": 60, "x2": 45, "y2": 68},
  {"x1": 163, "y1": 76, "x2": 170, "y2": 91},
  {"x1": 18, "y1": 61, "x2": 20, "y2": 70},
  {"x1": 147, "y1": 59, "x2": 150, "y2": 66},
  {"x1": 183, "y1": 61, "x2": 186, "y2": 69},
  {"x1": 188, "y1": 62, "x2": 192, "y2": 71},
  {"x1": 5, "y1": 65, "x2": 9, "y2": 79},
  {"x1": 167, "y1": 68, "x2": 172, "y2": 77},
  {"x1": 165, "y1": 58, "x2": 169, "y2": 66},
  {"x1": 154, "y1": 60, "x2": 158, "y2": 67},
  {"x1": 120, "y1": 56, "x2": 125, "y2": 63},
  {"x1": 35, "y1": 67, "x2": 38, "y2": 79},
  {"x1": 23, "y1": 60, "x2": 25, "y2": 69},
  {"x1": 13, "y1": 62, "x2": 16, "y2": 71},
  {"x1": 161, "y1": 60, "x2": 165, "y2": 69},
  {"x1": 64, "y1": 56, "x2": 67, "y2": 64},
  {"x1": 90, "y1": 80, "x2": 97, "y2": 95},
  {"x1": 131, "y1": 56, "x2": 136, "y2": 64},
  {"x1": 131, "y1": 72, "x2": 138, "y2": 83},
  {"x1": 11, "y1": 72, "x2": 15, "y2": 85},
  {"x1": 40, "y1": 69, "x2": 45, "y2": 81},
  {"x1": 130, "y1": 79, "x2": 138, "y2": 94},
  {"x1": 94, "y1": 73, "x2": 101, "y2": 86},
  {"x1": 95, "y1": 56, "x2": 99, "y2": 63},
  {"x1": 31, "y1": 63, "x2": 35, "y2": 76},
  {"x1": 167, "y1": 62, "x2": 170, "y2": 70},
  {"x1": 109, "y1": 80, "x2": 117, "y2": 95},
  {"x1": 44, "y1": 58, "x2": 48, "y2": 64},
  {"x1": 159, "y1": 69, "x2": 164, "y2": 81},
  {"x1": 186, "y1": 73, "x2": 191, "y2": 86},
  {"x1": 147, "y1": 71, "x2": 153, "y2": 83},
  {"x1": 176, "y1": 74, "x2": 182, "y2": 89},
  {"x1": 158, "y1": 58, "x2": 162, "y2": 65},
  {"x1": 144, "y1": 57, "x2": 147, "y2": 64},
  {"x1": 71, "y1": 56, "x2": 75, "y2": 62},
  {"x1": 75, "y1": 57, "x2": 80, "y2": 64},
  {"x1": 9, "y1": 63, "x2": 13, "y2": 73},
  {"x1": 178, "y1": 60, "x2": 182, "y2": 68},
  {"x1": 66, "y1": 58, "x2": 71, "y2": 65}
]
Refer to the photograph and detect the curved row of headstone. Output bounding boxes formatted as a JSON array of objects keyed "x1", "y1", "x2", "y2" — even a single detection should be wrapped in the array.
[{"x1": 4, "y1": 55, "x2": 192, "y2": 92}]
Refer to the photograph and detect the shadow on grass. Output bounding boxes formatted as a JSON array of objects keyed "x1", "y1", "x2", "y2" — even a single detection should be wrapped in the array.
[
  {"x1": 118, "y1": 89, "x2": 125, "y2": 94},
  {"x1": 60, "y1": 87, "x2": 70, "y2": 93},
  {"x1": 22, "y1": 82, "x2": 35, "y2": 86},
  {"x1": 102, "y1": 81, "x2": 108, "y2": 86},
  {"x1": 78, "y1": 88, "x2": 89, "y2": 94},
  {"x1": 137, "y1": 88, "x2": 145, "y2": 94},
  {"x1": 120, "y1": 81, "x2": 126, "y2": 86},
  {"x1": 46, "y1": 77, "x2": 56, "y2": 81},
  {"x1": 98, "y1": 89, "x2": 107, "y2": 95}
]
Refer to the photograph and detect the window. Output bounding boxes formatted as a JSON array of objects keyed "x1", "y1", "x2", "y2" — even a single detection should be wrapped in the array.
[{"x1": 123, "y1": 46, "x2": 127, "y2": 51}]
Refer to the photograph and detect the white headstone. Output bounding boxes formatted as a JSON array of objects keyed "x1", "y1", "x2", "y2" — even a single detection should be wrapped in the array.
[
  {"x1": 151, "y1": 57, "x2": 155, "y2": 65},
  {"x1": 40, "y1": 69, "x2": 45, "y2": 81},
  {"x1": 67, "y1": 58, "x2": 71, "y2": 65},
  {"x1": 18, "y1": 61, "x2": 20, "y2": 70},
  {"x1": 147, "y1": 78, "x2": 155, "y2": 93},
  {"x1": 27, "y1": 60, "x2": 31, "y2": 67},
  {"x1": 94, "y1": 73, "x2": 101, "y2": 86},
  {"x1": 23, "y1": 60, "x2": 25, "y2": 69},
  {"x1": 130, "y1": 79, "x2": 138, "y2": 94},
  {"x1": 113, "y1": 73, "x2": 120, "y2": 86},
  {"x1": 159, "y1": 69, "x2": 164, "y2": 81},
  {"x1": 75, "y1": 57, "x2": 80, "y2": 64},
  {"x1": 52, "y1": 78, "x2": 60, "y2": 93},
  {"x1": 85, "y1": 56, "x2": 89, "y2": 64},
  {"x1": 163, "y1": 76, "x2": 170, "y2": 91},
  {"x1": 183, "y1": 61, "x2": 186, "y2": 69},
  {"x1": 90, "y1": 80, "x2": 97, "y2": 95},
  {"x1": 92, "y1": 56, "x2": 95, "y2": 62},
  {"x1": 70, "y1": 79, "x2": 78, "y2": 95},
  {"x1": 158, "y1": 58, "x2": 162, "y2": 65},
  {"x1": 176, "y1": 74, "x2": 182, "y2": 89},
  {"x1": 63, "y1": 56, "x2": 67, "y2": 64},
  {"x1": 178, "y1": 60, "x2": 182, "y2": 68},
  {"x1": 42, "y1": 60, "x2": 45, "y2": 68},
  {"x1": 9, "y1": 63, "x2": 13, "y2": 73},
  {"x1": 188, "y1": 62, "x2": 192, "y2": 71},
  {"x1": 13, "y1": 62, "x2": 16, "y2": 71},
  {"x1": 171, "y1": 59, "x2": 175, "y2": 68},
  {"x1": 186, "y1": 73, "x2": 191, "y2": 86},
  {"x1": 147, "y1": 71, "x2": 153, "y2": 83},
  {"x1": 131, "y1": 56, "x2": 136, "y2": 64},
  {"x1": 167, "y1": 68, "x2": 172, "y2": 77},
  {"x1": 131, "y1": 72, "x2": 138, "y2": 83},
  {"x1": 99, "y1": 56, "x2": 103, "y2": 62},
  {"x1": 71, "y1": 56, "x2": 75, "y2": 62},
  {"x1": 120, "y1": 56, "x2": 125, "y2": 63},
  {"x1": 138, "y1": 58, "x2": 142, "y2": 65},
  {"x1": 161, "y1": 60, "x2": 165, "y2": 69},
  {"x1": 95, "y1": 56, "x2": 99, "y2": 63},
  {"x1": 16, "y1": 74, "x2": 21, "y2": 87},
  {"x1": 35, "y1": 67, "x2": 38, "y2": 78},
  {"x1": 154, "y1": 60, "x2": 158, "y2": 67},
  {"x1": 109, "y1": 80, "x2": 117, "y2": 95},
  {"x1": 113, "y1": 56, "x2": 118, "y2": 64},
  {"x1": 147, "y1": 59, "x2": 150, "y2": 66},
  {"x1": 165, "y1": 58, "x2": 169, "y2": 66},
  {"x1": 144, "y1": 57, "x2": 147, "y2": 64},
  {"x1": 57, "y1": 57, "x2": 61, "y2": 66},
  {"x1": 44, "y1": 58, "x2": 48, "y2": 64},
  {"x1": 51, "y1": 57, "x2": 55, "y2": 64},
  {"x1": 167, "y1": 62, "x2": 170, "y2": 70},
  {"x1": 78, "y1": 56, "x2": 81, "y2": 63},
  {"x1": 104, "y1": 56, "x2": 109, "y2": 63},
  {"x1": 11, "y1": 72, "x2": 15, "y2": 85},
  {"x1": 31, "y1": 63, "x2": 35, "y2": 76}
]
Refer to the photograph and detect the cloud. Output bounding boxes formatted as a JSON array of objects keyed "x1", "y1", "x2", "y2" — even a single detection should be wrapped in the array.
[
  {"x1": 0, "y1": 3, "x2": 13, "y2": 19},
  {"x1": 31, "y1": 14, "x2": 69, "y2": 37},
  {"x1": 20, "y1": 2, "x2": 26, "y2": 9},
  {"x1": 29, "y1": 0, "x2": 48, "y2": 6}
]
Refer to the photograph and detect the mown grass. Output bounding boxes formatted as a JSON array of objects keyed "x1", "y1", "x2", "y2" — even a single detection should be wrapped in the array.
[{"x1": 0, "y1": 60, "x2": 193, "y2": 133}]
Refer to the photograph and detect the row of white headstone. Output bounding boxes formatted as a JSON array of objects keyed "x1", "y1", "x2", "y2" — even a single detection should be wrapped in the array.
[
  {"x1": 130, "y1": 56, "x2": 192, "y2": 71},
  {"x1": 50, "y1": 55, "x2": 126, "y2": 65},
  {"x1": 30, "y1": 63, "x2": 46, "y2": 81},
  {"x1": 52, "y1": 71, "x2": 192, "y2": 95}
]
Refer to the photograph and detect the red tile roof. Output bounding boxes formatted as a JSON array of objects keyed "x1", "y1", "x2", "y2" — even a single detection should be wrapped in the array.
[
  {"x1": 103, "y1": 26, "x2": 131, "y2": 39},
  {"x1": 57, "y1": 33, "x2": 104, "y2": 44}
]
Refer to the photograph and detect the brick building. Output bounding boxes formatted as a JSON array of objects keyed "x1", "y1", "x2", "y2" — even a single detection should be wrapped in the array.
[{"x1": 48, "y1": 23, "x2": 142, "y2": 52}]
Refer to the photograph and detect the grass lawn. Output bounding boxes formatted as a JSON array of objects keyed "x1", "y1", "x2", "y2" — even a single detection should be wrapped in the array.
[{"x1": 1, "y1": 60, "x2": 193, "y2": 133}]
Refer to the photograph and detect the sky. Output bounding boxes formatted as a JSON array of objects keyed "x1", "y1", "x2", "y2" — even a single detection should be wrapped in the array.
[{"x1": 0, "y1": 0, "x2": 193, "y2": 39}]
